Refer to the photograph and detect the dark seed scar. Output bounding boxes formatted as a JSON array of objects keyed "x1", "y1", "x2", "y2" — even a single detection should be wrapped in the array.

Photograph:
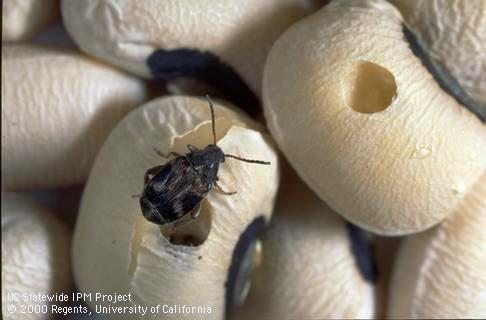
[
  {"x1": 346, "y1": 223, "x2": 377, "y2": 283},
  {"x1": 147, "y1": 48, "x2": 261, "y2": 118},
  {"x1": 136, "y1": 95, "x2": 271, "y2": 234}
]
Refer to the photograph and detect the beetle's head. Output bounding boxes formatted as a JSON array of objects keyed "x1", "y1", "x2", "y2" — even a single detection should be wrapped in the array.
[{"x1": 206, "y1": 144, "x2": 225, "y2": 163}]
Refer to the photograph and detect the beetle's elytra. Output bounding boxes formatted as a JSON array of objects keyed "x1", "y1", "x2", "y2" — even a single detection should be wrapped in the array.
[{"x1": 134, "y1": 96, "x2": 270, "y2": 231}]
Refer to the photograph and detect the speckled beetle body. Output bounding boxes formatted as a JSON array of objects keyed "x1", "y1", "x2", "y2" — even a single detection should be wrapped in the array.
[
  {"x1": 137, "y1": 96, "x2": 270, "y2": 230},
  {"x1": 140, "y1": 145, "x2": 224, "y2": 225}
]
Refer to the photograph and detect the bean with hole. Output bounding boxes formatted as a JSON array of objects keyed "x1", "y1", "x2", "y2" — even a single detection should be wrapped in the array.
[{"x1": 134, "y1": 96, "x2": 271, "y2": 236}]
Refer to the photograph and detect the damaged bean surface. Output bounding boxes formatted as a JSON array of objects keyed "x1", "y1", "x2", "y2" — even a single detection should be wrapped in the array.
[
  {"x1": 263, "y1": 0, "x2": 486, "y2": 235},
  {"x1": 72, "y1": 96, "x2": 279, "y2": 320}
]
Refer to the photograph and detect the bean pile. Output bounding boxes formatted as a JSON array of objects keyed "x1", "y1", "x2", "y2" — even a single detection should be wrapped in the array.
[{"x1": 2, "y1": 1, "x2": 485, "y2": 319}]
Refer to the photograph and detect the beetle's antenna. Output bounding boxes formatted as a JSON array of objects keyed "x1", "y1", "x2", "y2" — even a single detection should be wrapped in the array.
[
  {"x1": 206, "y1": 95, "x2": 217, "y2": 145},
  {"x1": 225, "y1": 154, "x2": 271, "y2": 165}
]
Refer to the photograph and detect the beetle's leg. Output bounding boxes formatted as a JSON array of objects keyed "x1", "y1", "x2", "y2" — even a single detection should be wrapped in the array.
[
  {"x1": 169, "y1": 219, "x2": 190, "y2": 234},
  {"x1": 186, "y1": 144, "x2": 199, "y2": 152},
  {"x1": 153, "y1": 147, "x2": 181, "y2": 158},
  {"x1": 131, "y1": 194, "x2": 141, "y2": 199},
  {"x1": 190, "y1": 203, "x2": 202, "y2": 219},
  {"x1": 168, "y1": 204, "x2": 201, "y2": 234},
  {"x1": 214, "y1": 180, "x2": 237, "y2": 195}
]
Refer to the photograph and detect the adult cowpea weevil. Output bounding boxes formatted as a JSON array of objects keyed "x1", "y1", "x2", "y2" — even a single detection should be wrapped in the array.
[{"x1": 134, "y1": 96, "x2": 270, "y2": 231}]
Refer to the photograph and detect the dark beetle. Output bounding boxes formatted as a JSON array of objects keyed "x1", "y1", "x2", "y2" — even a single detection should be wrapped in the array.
[{"x1": 134, "y1": 96, "x2": 270, "y2": 231}]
